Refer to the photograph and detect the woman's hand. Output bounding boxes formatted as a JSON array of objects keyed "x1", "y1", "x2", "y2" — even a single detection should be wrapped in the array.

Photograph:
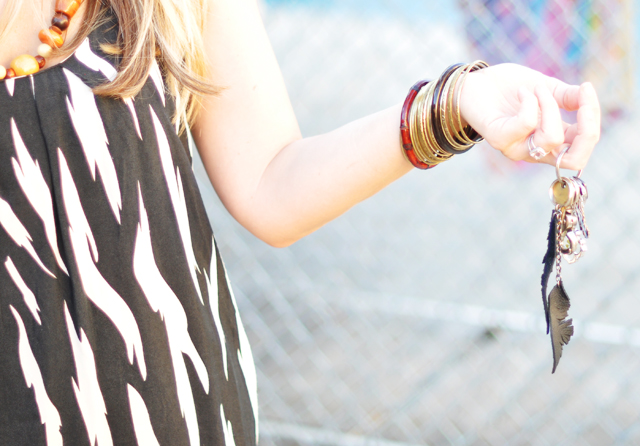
[{"x1": 459, "y1": 63, "x2": 601, "y2": 170}]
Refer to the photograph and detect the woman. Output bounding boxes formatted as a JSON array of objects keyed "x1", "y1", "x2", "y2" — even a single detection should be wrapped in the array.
[{"x1": 0, "y1": 0, "x2": 600, "y2": 445}]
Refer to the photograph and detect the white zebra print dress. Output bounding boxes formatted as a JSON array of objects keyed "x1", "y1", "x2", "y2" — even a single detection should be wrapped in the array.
[{"x1": 0, "y1": 14, "x2": 258, "y2": 446}]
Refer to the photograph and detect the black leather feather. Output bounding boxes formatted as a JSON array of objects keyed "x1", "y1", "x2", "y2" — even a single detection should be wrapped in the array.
[
  {"x1": 549, "y1": 281, "x2": 574, "y2": 373},
  {"x1": 541, "y1": 211, "x2": 556, "y2": 334}
]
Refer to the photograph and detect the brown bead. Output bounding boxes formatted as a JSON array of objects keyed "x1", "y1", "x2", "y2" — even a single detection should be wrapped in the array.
[
  {"x1": 6, "y1": 68, "x2": 16, "y2": 79},
  {"x1": 39, "y1": 28, "x2": 64, "y2": 48},
  {"x1": 10, "y1": 55, "x2": 40, "y2": 76},
  {"x1": 55, "y1": 0, "x2": 81, "y2": 18},
  {"x1": 35, "y1": 56, "x2": 46, "y2": 69},
  {"x1": 50, "y1": 25, "x2": 63, "y2": 35},
  {"x1": 51, "y1": 13, "x2": 70, "y2": 31}
]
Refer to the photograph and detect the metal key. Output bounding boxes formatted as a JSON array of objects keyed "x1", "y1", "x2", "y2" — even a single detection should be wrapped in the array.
[
  {"x1": 550, "y1": 175, "x2": 589, "y2": 264},
  {"x1": 573, "y1": 176, "x2": 590, "y2": 238},
  {"x1": 549, "y1": 177, "x2": 578, "y2": 208}
]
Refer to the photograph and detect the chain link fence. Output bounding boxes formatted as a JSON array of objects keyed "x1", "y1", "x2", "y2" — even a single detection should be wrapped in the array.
[{"x1": 194, "y1": 1, "x2": 640, "y2": 444}]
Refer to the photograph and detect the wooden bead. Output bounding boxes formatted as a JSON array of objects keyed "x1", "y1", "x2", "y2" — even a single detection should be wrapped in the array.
[
  {"x1": 55, "y1": 0, "x2": 81, "y2": 18},
  {"x1": 55, "y1": 28, "x2": 67, "y2": 45},
  {"x1": 6, "y1": 68, "x2": 17, "y2": 79},
  {"x1": 39, "y1": 28, "x2": 64, "y2": 48},
  {"x1": 49, "y1": 26, "x2": 67, "y2": 47},
  {"x1": 39, "y1": 29, "x2": 55, "y2": 46},
  {"x1": 37, "y1": 44, "x2": 53, "y2": 58},
  {"x1": 51, "y1": 13, "x2": 70, "y2": 31},
  {"x1": 0, "y1": 66, "x2": 6, "y2": 80},
  {"x1": 35, "y1": 56, "x2": 46, "y2": 69},
  {"x1": 10, "y1": 55, "x2": 40, "y2": 76}
]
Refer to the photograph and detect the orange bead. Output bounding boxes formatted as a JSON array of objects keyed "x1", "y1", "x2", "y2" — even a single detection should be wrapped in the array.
[
  {"x1": 50, "y1": 27, "x2": 66, "y2": 45},
  {"x1": 6, "y1": 68, "x2": 16, "y2": 79},
  {"x1": 55, "y1": 0, "x2": 81, "y2": 18},
  {"x1": 39, "y1": 29, "x2": 55, "y2": 46},
  {"x1": 35, "y1": 56, "x2": 46, "y2": 69},
  {"x1": 10, "y1": 55, "x2": 40, "y2": 76},
  {"x1": 39, "y1": 28, "x2": 64, "y2": 48}
]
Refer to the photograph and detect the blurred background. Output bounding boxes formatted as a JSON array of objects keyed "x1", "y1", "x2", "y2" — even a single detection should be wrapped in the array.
[{"x1": 195, "y1": 1, "x2": 640, "y2": 444}]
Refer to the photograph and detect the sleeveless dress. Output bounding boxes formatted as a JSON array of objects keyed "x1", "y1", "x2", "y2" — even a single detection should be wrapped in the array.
[{"x1": 0, "y1": 14, "x2": 258, "y2": 446}]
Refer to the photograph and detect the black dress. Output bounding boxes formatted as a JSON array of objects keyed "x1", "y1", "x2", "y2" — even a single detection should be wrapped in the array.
[{"x1": 0, "y1": 14, "x2": 258, "y2": 446}]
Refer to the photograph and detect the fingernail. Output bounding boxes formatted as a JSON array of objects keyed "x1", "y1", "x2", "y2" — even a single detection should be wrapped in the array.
[{"x1": 581, "y1": 82, "x2": 595, "y2": 91}]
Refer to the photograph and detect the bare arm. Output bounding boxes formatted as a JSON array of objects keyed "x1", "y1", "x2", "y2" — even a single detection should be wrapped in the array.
[
  {"x1": 192, "y1": 0, "x2": 600, "y2": 247},
  {"x1": 192, "y1": 0, "x2": 411, "y2": 247}
]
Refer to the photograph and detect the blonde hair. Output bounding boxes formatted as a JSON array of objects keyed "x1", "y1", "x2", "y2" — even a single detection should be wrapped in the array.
[{"x1": 2, "y1": 0, "x2": 218, "y2": 133}]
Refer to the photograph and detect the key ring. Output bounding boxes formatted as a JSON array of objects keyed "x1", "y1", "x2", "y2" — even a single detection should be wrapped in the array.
[{"x1": 555, "y1": 144, "x2": 582, "y2": 182}]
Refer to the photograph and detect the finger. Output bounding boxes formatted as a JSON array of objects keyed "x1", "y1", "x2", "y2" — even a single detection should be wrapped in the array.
[
  {"x1": 544, "y1": 77, "x2": 580, "y2": 111},
  {"x1": 497, "y1": 87, "x2": 539, "y2": 159},
  {"x1": 531, "y1": 85, "x2": 565, "y2": 157},
  {"x1": 537, "y1": 142, "x2": 569, "y2": 165},
  {"x1": 563, "y1": 123, "x2": 579, "y2": 145},
  {"x1": 535, "y1": 122, "x2": 579, "y2": 165},
  {"x1": 558, "y1": 82, "x2": 601, "y2": 170}
]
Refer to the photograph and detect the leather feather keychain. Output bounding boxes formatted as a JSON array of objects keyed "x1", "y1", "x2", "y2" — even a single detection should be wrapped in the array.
[{"x1": 540, "y1": 146, "x2": 589, "y2": 373}]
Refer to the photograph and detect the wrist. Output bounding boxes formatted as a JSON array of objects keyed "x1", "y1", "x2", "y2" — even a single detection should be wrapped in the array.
[
  {"x1": 399, "y1": 61, "x2": 488, "y2": 169},
  {"x1": 454, "y1": 81, "x2": 469, "y2": 128},
  {"x1": 456, "y1": 69, "x2": 481, "y2": 130}
]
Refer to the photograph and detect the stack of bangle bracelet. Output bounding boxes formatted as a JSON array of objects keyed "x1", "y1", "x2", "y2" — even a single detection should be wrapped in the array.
[{"x1": 400, "y1": 61, "x2": 489, "y2": 169}]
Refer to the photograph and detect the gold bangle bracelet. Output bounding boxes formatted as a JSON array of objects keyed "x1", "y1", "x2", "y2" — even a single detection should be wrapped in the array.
[
  {"x1": 454, "y1": 60, "x2": 489, "y2": 145},
  {"x1": 441, "y1": 66, "x2": 473, "y2": 150}
]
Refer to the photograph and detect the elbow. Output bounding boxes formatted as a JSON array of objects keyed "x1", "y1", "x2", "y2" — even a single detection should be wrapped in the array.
[
  {"x1": 239, "y1": 218, "x2": 309, "y2": 248},
  {"x1": 250, "y1": 228, "x2": 302, "y2": 248},
  {"x1": 223, "y1": 196, "x2": 314, "y2": 248},
  {"x1": 264, "y1": 238, "x2": 296, "y2": 248}
]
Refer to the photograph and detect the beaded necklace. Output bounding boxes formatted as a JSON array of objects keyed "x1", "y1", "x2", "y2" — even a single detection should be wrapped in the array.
[{"x1": 0, "y1": 0, "x2": 84, "y2": 80}]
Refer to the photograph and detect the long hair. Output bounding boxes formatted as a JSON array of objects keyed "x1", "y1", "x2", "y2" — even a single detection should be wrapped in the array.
[{"x1": 1, "y1": 0, "x2": 218, "y2": 133}]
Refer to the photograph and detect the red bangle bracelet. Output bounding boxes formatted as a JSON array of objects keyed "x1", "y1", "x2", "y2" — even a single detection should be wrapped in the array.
[{"x1": 400, "y1": 80, "x2": 435, "y2": 170}]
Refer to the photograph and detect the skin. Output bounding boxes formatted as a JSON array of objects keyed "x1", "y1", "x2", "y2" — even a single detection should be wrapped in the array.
[
  {"x1": 192, "y1": 0, "x2": 600, "y2": 247},
  {"x1": 0, "y1": 0, "x2": 601, "y2": 248},
  {"x1": 0, "y1": 0, "x2": 86, "y2": 68}
]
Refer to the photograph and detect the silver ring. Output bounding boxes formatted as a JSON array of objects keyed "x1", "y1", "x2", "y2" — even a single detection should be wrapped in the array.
[
  {"x1": 527, "y1": 134, "x2": 548, "y2": 160},
  {"x1": 555, "y1": 144, "x2": 582, "y2": 182}
]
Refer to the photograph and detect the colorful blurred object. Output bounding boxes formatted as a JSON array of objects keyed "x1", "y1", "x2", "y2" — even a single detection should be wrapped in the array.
[{"x1": 460, "y1": 0, "x2": 634, "y2": 121}]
